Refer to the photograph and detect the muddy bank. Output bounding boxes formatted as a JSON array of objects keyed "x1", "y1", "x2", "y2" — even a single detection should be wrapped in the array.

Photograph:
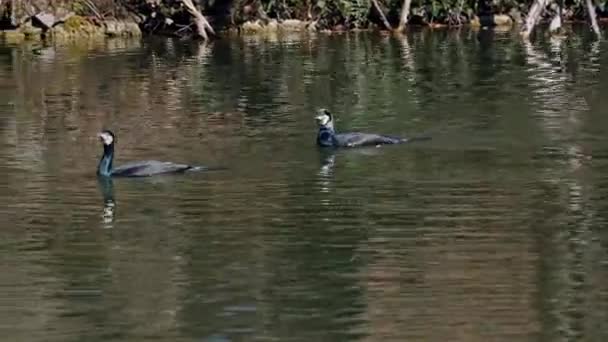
[
  {"x1": 0, "y1": 0, "x2": 140, "y2": 43},
  {"x1": 1, "y1": 17, "x2": 141, "y2": 44}
]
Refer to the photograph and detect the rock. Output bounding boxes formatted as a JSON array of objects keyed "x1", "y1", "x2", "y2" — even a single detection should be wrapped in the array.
[
  {"x1": 470, "y1": 14, "x2": 513, "y2": 27},
  {"x1": 266, "y1": 19, "x2": 279, "y2": 31},
  {"x1": 124, "y1": 22, "x2": 142, "y2": 36},
  {"x1": 104, "y1": 20, "x2": 142, "y2": 37},
  {"x1": 104, "y1": 20, "x2": 121, "y2": 36},
  {"x1": 20, "y1": 21, "x2": 43, "y2": 40},
  {"x1": 494, "y1": 14, "x2": 513, "y2": 26},
  {"x1": 241, "y1": 20, "x2": 264, "y2": 33},
  {"x1": 280, "y1": 19, "x2": 307, "y2": 31},
  {"x1": 32, "y1": 12, "x2": 56, "y2": 29}
]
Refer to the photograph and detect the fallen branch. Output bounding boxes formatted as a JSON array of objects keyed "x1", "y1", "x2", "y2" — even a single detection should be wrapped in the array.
[
  {"x1": 521, "y1": 0, "x2": 551, "y2": 38},
  {"x1": 180, "y1": 0, "x2": 215, "y2": 40},
  {"x1": 371, "y1": 0, "x2": 392, "y2": 30},
  {"x1": 585, "y1": 0, "x2": 601, "y2": 37},
  {"x1": 175, "y1": 23, "x2": 195, "y2": 34},
  {"x1": 397, "y1": 0, "x2": 412, "y2": 31}
]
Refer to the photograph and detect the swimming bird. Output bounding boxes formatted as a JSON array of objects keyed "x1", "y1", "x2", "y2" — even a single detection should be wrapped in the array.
[
  {"x1": 315, "y1": 108, "x2": 429, "y2": 148},
  {"x1": 97, "y1": 130, "x2": 205, "y2": 177}
]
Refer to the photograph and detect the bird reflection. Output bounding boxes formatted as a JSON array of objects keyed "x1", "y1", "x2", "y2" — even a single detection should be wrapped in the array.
[
  {"x1": 316, "y1": 147, "x2": 384, "y2": 194},
  {"x1": 317, "y1": 151, "x2": 335, "y2": 211},
  {"x1": 97, "y1": 176, "x2": 116, "y2": 227},
  {"x1": 318, "y1": 151, "x2": 336, "y2": 180}
]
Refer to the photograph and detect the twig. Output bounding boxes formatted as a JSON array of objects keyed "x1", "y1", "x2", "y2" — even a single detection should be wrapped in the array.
[
  {"x1": 175, "y1": 23, "x2": 194, "y2": 34},
  {"x1": 82, "y1": 0, "x2": 103, "y2": 20}
]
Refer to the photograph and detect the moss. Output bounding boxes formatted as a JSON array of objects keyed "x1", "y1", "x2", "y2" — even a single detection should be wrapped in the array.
[
  {"x1": 0, "y1": 30, "x2": 26, "y2": 44},
  {"x1": 50, "y1": 15, "x2": 105, "y2": 40},
  {"x1": 63, "y1": 15, "x2": 97, "y2": 32}
]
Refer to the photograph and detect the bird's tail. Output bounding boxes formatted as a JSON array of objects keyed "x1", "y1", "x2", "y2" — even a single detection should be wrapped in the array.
[
  {"x1": 188, "y1": 165, "x2": 228, "y2": 172},
  {"x1": 402, "y1": 135, "x2": 432, "y2": 143}
]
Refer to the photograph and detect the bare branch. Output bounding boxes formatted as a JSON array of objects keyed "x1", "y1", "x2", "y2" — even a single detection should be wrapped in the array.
[
  {"x1": 371, "y1": 0, "x2": 392, "y2": 30},
  {"x1": 180, "y1": 0, "x2": 215, "y2": 40},
  {"x1": 585, "y1": 0, "x2": 601, "y2": 37}
]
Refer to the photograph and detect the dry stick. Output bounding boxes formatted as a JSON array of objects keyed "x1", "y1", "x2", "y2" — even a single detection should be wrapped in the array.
[
  {"x1": 371, "y1": 0, "x2": 392, "y2": 30},
  {"x1": 397, "y1": 0, "x2": 412, "y2": 31},
  {"x1": 585, "y1": 0, "x2": 601, "y2": 37},
  {"x1": 180, "y1": 0, "x2": 215, "y2": 40}
]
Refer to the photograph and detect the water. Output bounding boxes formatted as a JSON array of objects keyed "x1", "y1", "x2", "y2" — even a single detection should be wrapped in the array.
[{"x1": 1, "y1": 29, "x2": 608, "y2": 341}]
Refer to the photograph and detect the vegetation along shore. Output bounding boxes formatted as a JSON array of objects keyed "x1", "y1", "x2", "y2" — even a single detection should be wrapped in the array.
[{"x1": 1, "y1": 0, "x2": 606, "y2": 43}]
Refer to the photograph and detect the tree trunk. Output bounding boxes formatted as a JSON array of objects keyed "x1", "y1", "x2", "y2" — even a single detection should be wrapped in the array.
[
  {"x1": 397, "y1": 0, "x2": 412, "y2": 31},
  {"x1": 585, "y1": 0, "x2": 601, "y2": 37},
  {"x1": 180, "y1": 0, "x2": 215, "y2": 40},
  {"x1": 371, "y1": 0, "x2": 392, "y2": 30},
  {"x1": 520, "y1": 0, "x2": 551, "y2": 38}
]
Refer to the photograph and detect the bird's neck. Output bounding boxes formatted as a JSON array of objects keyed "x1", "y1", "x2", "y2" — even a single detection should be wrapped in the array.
[
  {"x1": 97, "y1": 144, "x2": 114, "y2": 177},
  {"x1": 317, "y1": 126, "x2": 337, "y2": 147},
  {"x1": 319, "y1": 122, "x2": 335, "y2": 133}
]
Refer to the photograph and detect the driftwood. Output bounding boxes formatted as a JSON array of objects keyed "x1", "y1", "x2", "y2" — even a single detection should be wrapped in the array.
[
  {"x1": 397, "y1": 0, "x2": 412, "y2": 31},
  {"x1": 180, "y1": 0, "x2": 215, "y2": 40},
  {"x1": 585, "y1": 0, "x2": 601, "y2": 37}
]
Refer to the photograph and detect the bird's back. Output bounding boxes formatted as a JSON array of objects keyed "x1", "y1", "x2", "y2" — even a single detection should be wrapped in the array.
[
  {"x1": 334, "y1": 132, "x2": 404, "y2": 147},
  {"x1": 111, "y1": 160, "x2": 195, "y2": 177}
]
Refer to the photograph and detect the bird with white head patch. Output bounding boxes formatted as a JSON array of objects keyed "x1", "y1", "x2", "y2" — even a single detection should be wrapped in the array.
[
  {"x1": 314, "y1": 108, "x2": 430, "y2": 148},
  {"x1": 96, "y1": 129, "x2": 209, "y2": 177}
]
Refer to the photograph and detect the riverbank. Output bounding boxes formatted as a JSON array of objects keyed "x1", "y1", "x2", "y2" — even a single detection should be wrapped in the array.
[{"x1": 0, "y1": 0, "x2": 606, "y2": 44}]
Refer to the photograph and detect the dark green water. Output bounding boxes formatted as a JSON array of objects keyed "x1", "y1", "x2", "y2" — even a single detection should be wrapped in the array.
[{"x1": 1, "y1": 29, "x2": 608, "y2": 341}]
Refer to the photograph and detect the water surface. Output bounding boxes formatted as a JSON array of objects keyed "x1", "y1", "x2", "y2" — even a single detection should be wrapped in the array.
[{"x1": 1, "y1": 29, "x2": 608, "y2": 341}]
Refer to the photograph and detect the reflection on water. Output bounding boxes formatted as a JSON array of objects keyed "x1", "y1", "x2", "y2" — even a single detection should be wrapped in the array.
[
  {"x1": 97, "y1": 177, "x2": 116, "y2": 228},
  {"x1": 1, "y1": 29, "x2": 608, "y2": 341}
]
